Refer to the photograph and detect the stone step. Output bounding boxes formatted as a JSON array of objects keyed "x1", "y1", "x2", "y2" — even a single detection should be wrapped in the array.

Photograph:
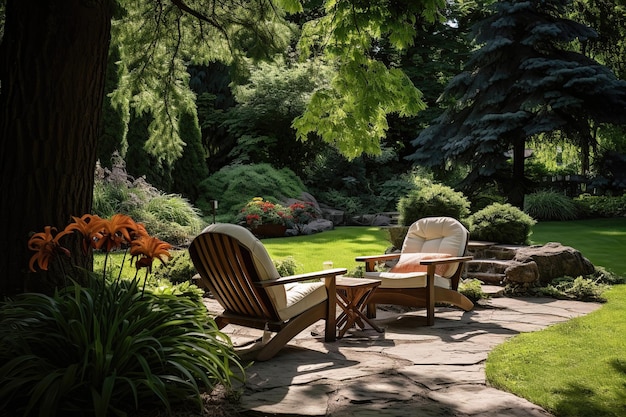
[
  {"x1": 483, "y1": 244, "x2": 527, "y2": 260},
  {"x1": 465, "y1": 271, "x2": 507, "y2": 285},
  {"x1": 480, "y1": 285, "x2": 506, "y2": 297},
  {"x1": 465, "y1": 259, "x2": 512, "y2": 274}
]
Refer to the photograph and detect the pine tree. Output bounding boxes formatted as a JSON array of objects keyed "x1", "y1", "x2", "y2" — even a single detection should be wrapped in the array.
[{"x1": 409, "y1": 0, "x2": 626, "y2": 207}]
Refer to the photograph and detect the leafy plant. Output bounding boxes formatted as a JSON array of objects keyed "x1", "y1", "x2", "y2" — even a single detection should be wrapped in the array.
[
  {"x1": 93, "y1": 156, "x2": 205, "y2": 246},
  {"x1": 197, "y1": 163, "x2": 306, "y2": 219},
  {"x1": 2, "y1": 213, "x2": 244, "y2": 416},
  {"x1": 574, "y1": 193, "x2": 626, "y2": 218},
  {"x1": 235, "y1": 197, "x2": 292, "y2": 228},
  {"x1": 468, "y1": 203, "x2": 536, "y2": 245},
  {"x1": 0, "y1": 277, "x2": 241, "y2": 416},
  {"x1": 524, "y1": 190, "x2": 579, "y2": 220},
  {"x1": 288, "y1": 201, "x2": 319, "y2": 233},
  {"x1": 153, "y1": 250, "x2": 198, "y2": 284},
  {"x1": 273, "y1": 256, "x2": 301, "y2": 276},
  {"x1": 397, "y1": 179, "x2": 470, "y2": 226},
  {"x1": 459, "y1": 279, "x2": 488, "y2": 302}
]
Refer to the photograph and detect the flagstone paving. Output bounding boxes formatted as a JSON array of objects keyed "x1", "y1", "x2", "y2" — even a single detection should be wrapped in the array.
[{"x1": 203, "y1": 295, "x2": 601, "y2": 417}]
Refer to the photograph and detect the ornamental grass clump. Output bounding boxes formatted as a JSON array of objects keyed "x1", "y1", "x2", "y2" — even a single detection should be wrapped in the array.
[{"x1": 0, "y1": 214, "x2": 243, "y2": 417}]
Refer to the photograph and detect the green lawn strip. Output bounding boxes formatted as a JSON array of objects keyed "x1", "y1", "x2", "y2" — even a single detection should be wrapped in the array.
[
  {"x1": 531, "y1": 218, "x2": 626, "y2": 276},
  {"x1": 486, "y1": 284, "x2": 626, "y2": 417},
  {"x1": 262, "y1": 226, "x2": 390, "y2": 274}
]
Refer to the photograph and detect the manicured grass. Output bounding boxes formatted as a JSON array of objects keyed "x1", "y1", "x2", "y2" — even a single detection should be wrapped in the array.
[
  {"x1": 531, "y1": 217, "x2": 626, "y2": 276},
  {"x1": 486, "y1": 284, "x2": 626, "y2": 417},
  {"x1": 262, "y1": 226, "x2": 390, "y2": 273},
  {"x1": 488, "y1": 218, "x2": 626, "y2": 417}
]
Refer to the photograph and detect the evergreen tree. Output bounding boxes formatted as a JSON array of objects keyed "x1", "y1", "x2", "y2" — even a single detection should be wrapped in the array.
[{"x1": 409, "y1": 0, "x2": 626, "y2": 207}]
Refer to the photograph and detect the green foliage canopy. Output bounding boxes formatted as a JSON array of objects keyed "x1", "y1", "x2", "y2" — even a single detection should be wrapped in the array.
[
  {"x1": 293, "y1": 0, "x2": 447, "y2": 159},
  {"x1": 109, "y1": 0, "x2": 296, "y2": 166}
]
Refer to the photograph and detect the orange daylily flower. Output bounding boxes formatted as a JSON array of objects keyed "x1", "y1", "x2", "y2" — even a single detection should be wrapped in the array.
[
  {"x1": 130, "y1": 236, "x2": 172, "y2": 272},
  {"x1": 63, "y1": 214, "x2": 104, "y2": 253},
  {"x1": 27, "y1": 226, "x2": 71, "y2": 272},
  {"x1": 90, "y1": 214, "x2": 138, "y2": 252},
  {"x1": 130, "y1": 222, "x2": 150, "y2": 241}
]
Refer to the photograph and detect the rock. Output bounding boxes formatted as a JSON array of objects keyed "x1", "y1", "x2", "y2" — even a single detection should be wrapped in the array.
[
  {"x1": 503, "y1": 261, "x2": 540, "y2": 284},
  {"x1": 301, "y1": 218, "x2": 334, "y2": 234},
  {"x1": 371, "y1": 214, "x2": 392, "y2": 226},
  {"x1": 513, "y1": 242, "x2": 596, "y2": 285},
  {"x1": 320, "y1": 207, "x2": 344, "y2": 225}
]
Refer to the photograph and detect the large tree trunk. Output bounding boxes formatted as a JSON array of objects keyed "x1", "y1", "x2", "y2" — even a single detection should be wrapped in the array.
[
  {"x1": 0, "y1": 0, "x2": 113, "y2": 296},
  {"x1": 508, "y1": 135, "x2": 526, "y2": 209}
]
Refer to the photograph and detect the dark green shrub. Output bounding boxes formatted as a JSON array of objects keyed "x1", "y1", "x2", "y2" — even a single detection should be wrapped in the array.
[
  {"x1": 197, "y1": 163, "x2": 306, "y2": 220},
  {"x1": 574, "y1": 193, "x2": 626, "y2": 218},
  {"x1": 153, "y1": 250, "x2": 198, "y2": 284},
  {"x1": 0, "y1": 277, "x2": 242, "y2": 417},
  {"x1": 397, "y1": 181, "x2": 470, "y2": 226},
  {"x1": 317, "y1": 189, "x2": 363, "y2": 219},
  {"x1": 468, "y1": 203, "x2": 536, "y2": 244},
  {"x1": 385, "y1": 226, "x2": 410, "y2": 250},
  {"x1": 524, "y1": 190, "x2": 579, "y2": 221}
]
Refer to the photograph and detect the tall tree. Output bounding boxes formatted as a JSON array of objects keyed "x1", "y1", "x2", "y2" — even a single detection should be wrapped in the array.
[
  {"x1": 0, "y1": 0, "x2": 449, "y2": 296},
  {"x1": 409, "y1": 0, "x2": 626, "y2": 207},
  {"x1": 0, "y1": 0, "x2": 297, "y2": 296}
]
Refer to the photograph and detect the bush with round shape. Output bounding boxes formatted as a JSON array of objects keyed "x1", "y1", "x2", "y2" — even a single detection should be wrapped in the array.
[
  {"x1": 197, "y1": 163, "x2": 306, "y2": 220},
  {"x1": 397, "y1": 181, "x2": 470, "y2": 226},
  {"x1": 468, "y1": 203, "x2": 536, "y2": 245}
]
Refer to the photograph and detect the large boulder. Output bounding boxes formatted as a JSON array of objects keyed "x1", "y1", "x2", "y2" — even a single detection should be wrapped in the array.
[
  {"x1": 512, "y1": 242, "x2": 595, "y2": 285},
  {"x1": 504, "y1": 261, "x2": 540, "y2": 284}
]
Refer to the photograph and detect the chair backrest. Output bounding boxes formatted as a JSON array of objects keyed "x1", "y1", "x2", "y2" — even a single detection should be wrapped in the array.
[
  {"x1": 189, "y1": 223, "x2": 287, "y2": 320},
  {"x1": 401, "y1": 217, "x2": 469, "y2": 278}
]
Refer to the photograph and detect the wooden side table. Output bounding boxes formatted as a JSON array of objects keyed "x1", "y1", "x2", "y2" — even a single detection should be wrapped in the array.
[{"x1": 335, "y1": 277, "x2": 384, "y2": 338}]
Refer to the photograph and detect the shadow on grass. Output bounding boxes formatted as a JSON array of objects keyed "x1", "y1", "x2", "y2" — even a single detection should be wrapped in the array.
[{"x1": 553, "y1": 381, "x2": 626, "y2": 417}]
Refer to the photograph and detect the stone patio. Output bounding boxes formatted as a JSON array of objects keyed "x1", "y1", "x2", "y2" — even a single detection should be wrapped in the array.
[{"x1": 203, "y1": 294, "x2": 600, "y2": 416}]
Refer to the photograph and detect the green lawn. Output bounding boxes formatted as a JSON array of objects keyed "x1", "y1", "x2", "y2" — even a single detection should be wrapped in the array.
[
  {"x1": 262, "y1": 226, "x2": 390, "y2": 274},
  {"x1": 493, "y1": 218, "x2": 626, "y2": 417}
]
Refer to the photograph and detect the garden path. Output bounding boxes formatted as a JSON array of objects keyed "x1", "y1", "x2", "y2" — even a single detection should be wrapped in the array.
[{"x1": 203, "y1": 291, "x2": 600, "y2": 416}]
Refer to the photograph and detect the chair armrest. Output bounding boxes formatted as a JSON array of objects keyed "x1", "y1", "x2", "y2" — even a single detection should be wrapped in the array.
[
  {"x1": 418, "y1": 255, "x2": 473, "y2": 265},
  {"x1": 355, "y1": 254, "x2": 400, "y2": 272},
  {"x1": 256, "y1": 268, "x2": 347, "y2": 287}
]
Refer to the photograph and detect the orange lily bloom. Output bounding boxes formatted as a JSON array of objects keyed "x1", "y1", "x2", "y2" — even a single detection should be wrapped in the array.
[
  {"x1": 130, "y1": 236, "x2": 172, "y2": 272},
  {"x1": 64, "y1": 214, "x2": 104, "y2": 254},
  {"x1": 90, "y1": 214, "x2": 138, "y2": 252},
  {"x1": 130, "y1": 222, "x2": 150, "y2": 241},
  {"x1": 27, "y1": 226, "x2": 71, "y2": 272}
]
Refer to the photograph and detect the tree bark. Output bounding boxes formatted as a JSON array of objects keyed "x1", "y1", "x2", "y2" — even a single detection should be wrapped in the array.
[
  {"x1": 0, "y1": 0, "x2": 113, "y2": 296},
  {"x1": 508, "y1": 134, "x2": 526, "y2": 209}
]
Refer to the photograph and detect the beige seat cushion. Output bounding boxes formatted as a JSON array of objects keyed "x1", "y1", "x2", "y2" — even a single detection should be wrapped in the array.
[
  {"x1": 389, "y1": 252, "x2": 452, "y2": 276},
  {"x1": 366, "y1": 271, "x2": 452, "y2": 289},
  {"x1": 201, "y1": 223, "x2": 327, "y2": 321}
]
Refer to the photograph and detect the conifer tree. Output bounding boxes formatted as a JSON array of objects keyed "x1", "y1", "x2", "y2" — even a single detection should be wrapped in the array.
[{"x1": 409, "y1": 0, "x2": 626, "y2": 207}]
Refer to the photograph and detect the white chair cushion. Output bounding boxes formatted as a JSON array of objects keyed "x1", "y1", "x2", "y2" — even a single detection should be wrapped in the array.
[
  {"x1": 365, "y1": 271, "x2": 452, "y2": 289},
  {"x1": 279, "y1": 282, "x2": 327, "y2": 321}
]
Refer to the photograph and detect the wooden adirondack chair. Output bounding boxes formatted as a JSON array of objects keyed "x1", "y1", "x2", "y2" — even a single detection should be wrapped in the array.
[
  {"x1": 356, "y1": 216, "x2": 473, "y2": 325},
  {"x1": 189, "y1": 223, "x2": 346, "y2": 361}
]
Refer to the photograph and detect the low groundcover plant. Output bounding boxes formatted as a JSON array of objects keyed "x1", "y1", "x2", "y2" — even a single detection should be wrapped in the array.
[{"x1": 0, "y1": 214, "x2": 243, "y2": 417}]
